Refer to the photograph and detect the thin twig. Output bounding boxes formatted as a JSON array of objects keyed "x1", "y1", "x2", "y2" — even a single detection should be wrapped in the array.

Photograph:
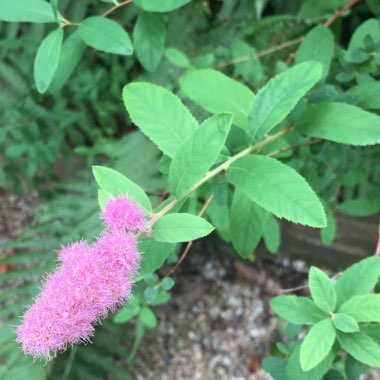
[
  {"x1": 217, "y1": 37, "x2": 303, "y2": 69},
  {"x1": 323, "y1": 0, "x2": 362, "y2": 27},
  {"x1": 165, "y1": 195, "x2": 214, "y2": 277},
  {"x1": 267, "y1": 139, "x2": 323, "y2": 157},
  {"x1": 103, "y1": 0, "x2": 133, "y2": 17},
  {"x1": 375, "y1": 217, "x2": 380, "y2": 256}
]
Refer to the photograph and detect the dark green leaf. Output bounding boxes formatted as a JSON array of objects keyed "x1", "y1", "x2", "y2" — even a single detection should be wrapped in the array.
[
  {"x1": 34, "y1": 28, "x2": 63, "y2": 94},
  {"x1": 50, "y1": 30, "x2": 86, "y2": 92},
  {"x1": 230, "y1": 190, "x2": 267, "y2": 258},
  {"x1": 320, "y1": 212, "x2": 337, "y2": 246},
  {"x1": 263, "y1": 214, "x2": 281, "y2": 254},
  {"x1": 160, "y1": 277, "x2": 174, "y2": 290},
  {"x1": 79, "y1": 16, "x2": 133, "y2": 55},
  {"x1": 134, "y1": 0, "x2": 190, "y2": 12},
  {"x1": 348, "y1": 82, "x2": 380, "y2": 109},
  {"x1": 113, "y1": 298, "x2": 140, "y2": 323},
  {"x1": 226, "y1": 155, "x2": 326, "y2": 227},
  {"x1": 152, "y1": 213, "x2": 214, "y2": 243},
  {"x1": 165, "y1": 48, "x2": 191, "y2": 68},
  {"x1": 139, "y1": 307, "x2": 157, "y2": 329},
  {"x1": 133, "y1": 12, "x2": 166, "y2": 72},
  {"x1": 296, "y1": 102, "x2": 380, "y2": 146},
  {"x1": 123, "y1": 82, "x2": 198, "y2": 158},
  {"x1": 270, "y1": 295, "x2": 327, "y2": 325},
  {"x1": 262, "y1": 357, "x2": 286, "y2": 380},
  {"x1": 345, "y1": 354, "x2": 368, "y2": 380},
  {"x1": 246, "y1": 62, "x2": 322, "y2": 143},
  {"x1": 169, "y1": 113, "x2": 232, "y2": 198}
]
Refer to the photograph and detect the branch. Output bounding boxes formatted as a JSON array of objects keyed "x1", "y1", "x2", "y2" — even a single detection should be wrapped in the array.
[
  {"x1": 267, "y1": 139, "x2": 323, "y2": 158},
  {"x1": 323, "y1": 0, "x2": 362, "y2": 27},
  {"x1": 103, "y1": 0, "x2": 133, "y2": 17},
  {"x1": 165, "y1": 194, "x2": 215, "y2": 277}
]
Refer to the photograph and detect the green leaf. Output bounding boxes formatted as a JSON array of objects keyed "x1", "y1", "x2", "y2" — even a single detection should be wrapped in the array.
[
  {"x1": 345, "y1": 354, "x2": 368, "y2": 380},
  {"x1": 169, "y1": 113, "x2": 232, "y2": 198},
  {"x1": 161, "y1": 277, "x2": 174, "y2": 290},
  {"x1": 226, "y1": 155, "x2": 326, "y2": 227},
  {"x1": 133, "y1": 12, "x2": 166, "y2": 72},
  {"x1": 98, "y1": 189, "x2": 110, "y2": 210},
  {"x1": 180, "y1": 69, "x2": 254, "y2": 128},
  {"x1": 300, "y1": 318, "x2": 336, "y2": 371},
  {"x1": 50, "y1": 30, "x2": 86, "y2": 92},
  {"x1": 152, "y1": 213, "x2": 214, "y2": 243},
  {"x1": 123, "y1": 82, "x2": 198, "y2": 158},
  {"x1": 113, "y1": 299, "x2": 140, "y2": 323},
  {"x1": 230, "y1": 190, "x2": 268, "y2": 258},
  {"x1": 285, "y1": 344, "x2": 335, "y2": 380},
  {"x1": 348, "y1": 82, "x2": 380, "y2": 109},
  {"x1": 335, "y1": 256, "x2": 380, "y2": 307},
  {"x1": 165, "y1": 48, "x2": 191, "y2": 68},
  {"x1": 0, "y1": 0, "x2": 56, "y2": 22},
  {"x1": 34, "y1": 28, "x2": 63, "y2": 94},
  {"x1": 332, "y1": 313, "x2": 360, "y2": 333},
  {"x1": 296, "y1": 102, "x2": 380, "y2": 146},
  {"x1": 270, "y1": 295, "x2": 327, "y2": 325},
  {"x1": 263, "y1": 214, "x2": 281, "y2": 253},
  {"x1": 136, "y1": 236, "x2": 175, "y2": 280},
  {"x1": 337, "y1": 332, "x2": 380, "y2": 367},
  {"x1": 262, "y1": 357, "x2": 286, "y2": 380},
  {"x1": 50, "y1": 0, "x2": 58, "y2": 20},
  {"x1": 296, "y1": 26, "x2": 334, "y2": 78},
  {"x1": 339, "y1": 295, "x2": 380, "y2": 322},
  {"x1": 320, "y1": 212, "x2": 337, "y2": 246},
  {"x1": 144, "y1": 287, "x2": 158, "y2": 303},
  {"x1": 338, "y1": 198, "x2": 380, "y2": 217},
  {"x1": 246, "y1": 62, "x2": 322, "y2": 143},
  {"x1": 78, "y1": 16, "x2": 133, "y2": 55},
  {"x1": 308, "y1": 266, "x2": 336, "y2": 313},
  {"x1": 360, "y1": 325, "x2": 380, "y2": 345},
  {"x1": 92, "y1": 166, "x2": 152, "y2": 211},
  {"x1": 134, "y1": 0, "x2": 190, "y2": 12},
  {"x1": 139, "y1": 307, "x2": 157, "y2": 329}
]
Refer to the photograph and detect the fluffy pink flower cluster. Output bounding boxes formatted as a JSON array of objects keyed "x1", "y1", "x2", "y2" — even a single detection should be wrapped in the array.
[{"x1": 16, "y1": 195, "x2": 146, "y2": 360}]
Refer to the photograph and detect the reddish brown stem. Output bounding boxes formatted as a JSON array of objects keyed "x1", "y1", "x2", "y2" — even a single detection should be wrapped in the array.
[
  {"x1": 323, "y1": 0, "x2": 362, "y2": 27},
  {"x1": 103, "y1": 0, "x2": 133, "y2": 17},
  {"x1": 267, "y1": 139, "x2": 323, "y2": 158}
]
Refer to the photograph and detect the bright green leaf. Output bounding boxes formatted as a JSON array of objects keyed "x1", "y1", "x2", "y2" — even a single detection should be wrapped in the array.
[
  {"x1": 335, "y1": 256, "x2": 380, "y2": 307},
  {"x1": 226, "y1": 155, "x2": 326, "y2": 227},
  {"x1": 34, "y1": 28, "x2": 63, "y2": 94},
  {"x1": 339, "y1": 294, "x2": 380, "y2": 322},
  {"x1": 270, "y1": 295, "x2": 327, "y2": 325},
  {"x1": 230, "y1": 190, "x2": 268, "y2": 258},
  {"x1": 79, "y1": 16, "x2": 133, "y2": 55},
  {"x1": 123, "y1": 82, "x2": 198, "y2": 158},
  {"x1": 262, "y1": 357, "x2": 286, "y2": 380},
  {"x1": 169, "y1": 113, "x2": 232, "y2": 198},
  {"x1": 92, "y1": 166, "x2": 152, "y2": 211},
  {"x1": 300, "y1": 318, "x2": 336, "y2": 371},
  {"x1": 161, "y1": 277, "x2": 175, "y2": 290},
  {"x1": 0, "y1": 0, "x2": 56, "y2": 22},
  {"x1": 348, "y1": 82, "x2": 380, "y2": 110},
  {"x1": 98, "y1": 189, "x2": 110, "y2": 210},
  {"x1": 134, "y1": 0, "x2": 190, "y2": 12},
  {"x1": 152, "y1": 213, "x2": 214, "y2": 243},
  {"x1": 180, "y1": 69, "x2": 254, "y2": 128},
  {"x1": 337, "y1": 332, "x2": 380, "y2": 367},
  {"x1": 308, "y1": 266, "x2": 336, "y2": 313},
  {"x1": 113, "y1": 299, "x2": 140, "y2": 323},
  {"x1": 246, "y1": 62, "x2": 322, "y2": 143},
  {"x1": 296, "y1": 102, "x2": 380, "y2": 146},
  {"x1": 133, "y1": 12, "x2": 166, "y2": 72},
  {"x1": 338, "y1": 198, "x2": 380, "y2": 217},
  {"x1": 296, "y1": 25, "x2": 334, "y2": 78},
  {"x1": 332, "y1": 313, "x2": 360, "y2": 333}
]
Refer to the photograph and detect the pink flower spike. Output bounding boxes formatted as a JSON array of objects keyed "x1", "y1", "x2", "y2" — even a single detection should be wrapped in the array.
[
  {"x1": 101, "y1": 195, "x2": 146, "y2": 232},
  {"x1": 57, "y1": 240, "x2": 88, "y2": 263}
]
